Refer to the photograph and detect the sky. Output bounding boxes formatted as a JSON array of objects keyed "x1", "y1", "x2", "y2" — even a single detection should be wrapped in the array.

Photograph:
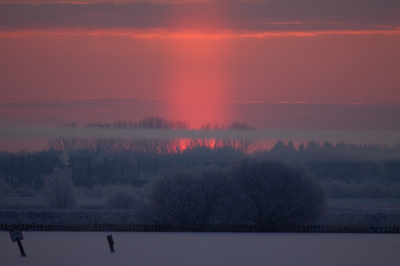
[{"x1": 0, "y1": 0, "x2": 400, "y2": 151}]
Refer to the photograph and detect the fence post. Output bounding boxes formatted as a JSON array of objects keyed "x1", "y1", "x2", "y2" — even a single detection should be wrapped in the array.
[
  {"x1": 17, "y1": 240, "x2": 26, "y2": 257},
  {"x1": 10, "y1": 230, "x2": 26, "y2": 257},
  {"x1": 107, "y1": 235, "x2": 115, "y2": 252}
]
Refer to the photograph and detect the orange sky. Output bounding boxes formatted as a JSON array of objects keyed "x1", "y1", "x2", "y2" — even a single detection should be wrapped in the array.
[
  {"x1": 0, "y1": 1, "x2": 400, "y2": 151},
  {"x1": 1, "y1": 32, "x2": 399, "y2": 105}
]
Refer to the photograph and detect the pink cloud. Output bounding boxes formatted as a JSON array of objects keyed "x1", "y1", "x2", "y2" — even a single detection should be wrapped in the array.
[{"x1": 1, "y1": 28, "x2": 400, "y2": 39}]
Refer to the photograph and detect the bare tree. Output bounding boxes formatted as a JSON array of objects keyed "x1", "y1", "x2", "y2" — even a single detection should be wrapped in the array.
[
  {"x1": 43, "y1": 167, "x2": 77, "y2": 209},
  {"x1": 47, "y1": 123, "x2": 78, "y2": 151},
  {"x1": 231, "y1": 160, "x2": 326, "y2": 231},
  {"x1": 199, "y1": 122, "x2": 258, "y2": 155},
  {"x1": 140, "y1": 165, "x2": 229, "y2": 231},
  {"x1": 48, "y1": 137, "x2": 77, "y2": 152},
  {"x1": 111, "y1": 116, "x2": 190, "y2": 154}
]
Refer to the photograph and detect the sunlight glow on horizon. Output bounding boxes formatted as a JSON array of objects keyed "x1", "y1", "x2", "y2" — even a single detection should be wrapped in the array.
[
  {"x1": 1, "y1": 126, "x2": 400, "y2": 153},
  {"x1": 164, "y1": 37, "x2": 231, "y2": 124}
]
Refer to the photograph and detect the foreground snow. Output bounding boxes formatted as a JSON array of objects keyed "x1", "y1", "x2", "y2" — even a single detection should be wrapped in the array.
[{"x1": 1, "y1": 232, "x2": 399, "y2": 266}]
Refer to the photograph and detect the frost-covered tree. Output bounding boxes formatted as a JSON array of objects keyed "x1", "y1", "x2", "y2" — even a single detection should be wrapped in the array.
[
  {"x1": 140, "y1": 165, "x2": 229, "y2": 231},
  {"x1": 139, "y1": 161, "x2": 326, "y2": 231},
  {"x1": 231, "y1": 160, "x2": 326, "y2": 231},
  {"x1": 43, "y1": 167, "x2": 77, "y2": 209}
]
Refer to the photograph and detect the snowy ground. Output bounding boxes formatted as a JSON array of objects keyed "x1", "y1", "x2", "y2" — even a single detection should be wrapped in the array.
[{"x1": 1, "y1": 231, "x2": 400, "y2": 266}]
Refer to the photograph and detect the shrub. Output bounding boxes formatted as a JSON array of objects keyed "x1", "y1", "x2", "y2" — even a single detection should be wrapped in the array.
[
  {"x1": 43, "y1": 167, "x2": 77, "y2": 209},
  {"x1": 231, "y1": 160, "x2": 326, "y2": 231},
  {"x1": 141, "y1": 165, "x2": 229, "y2": 231},
  {"x1": 139, "y1": 161, "x2": 326, "y2": 231}
]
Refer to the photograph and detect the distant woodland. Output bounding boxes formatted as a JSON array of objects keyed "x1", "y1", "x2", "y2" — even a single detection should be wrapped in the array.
[{"x1": 1, "y1": 116, "x2": 400, "y2": 192}]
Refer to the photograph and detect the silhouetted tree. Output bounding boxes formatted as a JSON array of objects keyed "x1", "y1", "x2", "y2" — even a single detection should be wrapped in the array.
[
  {"x1": 231, "y1": 160, "x2": 326, "y2": 231},
  {"x1": 199, "y1": 121, "x2": 258, "y2": 155},
  {"x1": 47, "y1": 123, "x2": 78, "y2": 151},
  {"x1": 140, "y1": 165, "x2": 229, "y2": 231}
]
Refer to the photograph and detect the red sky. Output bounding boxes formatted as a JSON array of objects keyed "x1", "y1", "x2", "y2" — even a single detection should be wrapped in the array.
[{"x1": 0, "y1": 0, "x2": 400, "y2": 151}]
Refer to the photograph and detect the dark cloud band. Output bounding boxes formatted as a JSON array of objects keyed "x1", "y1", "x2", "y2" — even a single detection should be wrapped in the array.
[{"x1": 1, "y1": 1, "x2": 399, "y2": 31}]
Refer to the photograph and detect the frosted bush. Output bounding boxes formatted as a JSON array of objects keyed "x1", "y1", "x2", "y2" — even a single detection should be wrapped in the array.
[
  {"x1": 43, "y1": 167, "x2": 77, "y2": 209},
  {"x1": 140, "y1": 162, "x2": 326, "y2": 231},
  {"x1": 141, "y1": 165, "x2": 229, "y2": 231}
]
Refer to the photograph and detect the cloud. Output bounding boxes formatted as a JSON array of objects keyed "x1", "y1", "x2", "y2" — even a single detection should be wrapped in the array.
[
  {"x1": 0, "y1": 0, "x2": 204, "y2": 3},
  {"x1": 1, "y1": 28, "x2": 400, "y2": 39},
  {"x1": 0, "y1": 1, "x2": 399, "y2": 33}
]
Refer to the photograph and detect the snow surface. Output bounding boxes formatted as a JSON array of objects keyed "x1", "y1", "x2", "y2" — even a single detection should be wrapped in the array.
[{"x1": 1, "y1": 232, "x2": 399, "y2": 266}]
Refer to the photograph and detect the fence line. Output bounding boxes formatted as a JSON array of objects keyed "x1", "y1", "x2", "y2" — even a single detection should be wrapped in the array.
[{"x1": 1, "y1": 223, "x2": 399, "y2": 233}]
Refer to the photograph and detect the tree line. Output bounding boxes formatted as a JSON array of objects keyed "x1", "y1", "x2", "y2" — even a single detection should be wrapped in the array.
[
  {"x1": 47, "y1": 116, "x2": 258, "y2": 155},
  {"x1": 1, "y1": 116, "x2": 400, "y2": 188},
  {"x1": 264, "y1": 140, "x2": 400, "y2": 162},
  {"x1": 34, "y1": 161, "x2": 326, "y2": 232}
]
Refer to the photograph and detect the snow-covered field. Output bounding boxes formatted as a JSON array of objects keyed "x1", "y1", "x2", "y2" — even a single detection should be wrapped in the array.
[{"x1": 1, "y1": 232, "x2": 399, "y2": 266}]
